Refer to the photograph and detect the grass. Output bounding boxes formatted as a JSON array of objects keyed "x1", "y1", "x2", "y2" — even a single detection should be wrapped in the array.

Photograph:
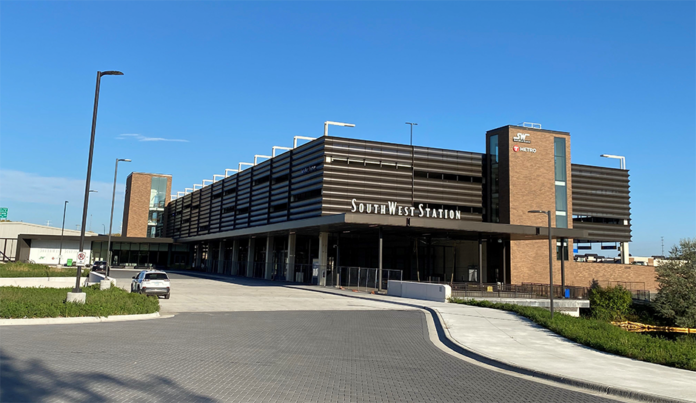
[
  {"x1": 0, "y1": 262, "x2": 88, "y2": 278},
  {"x1": 0, "y1": 285, "x2": 160, "y2": 318},
  {"x1": 450, "y1": 297, "x2": 696, "y2": 371}
]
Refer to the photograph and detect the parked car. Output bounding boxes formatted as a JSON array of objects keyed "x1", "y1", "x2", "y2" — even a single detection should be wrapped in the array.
[
  {"x1": 91, "y1": 261, "x2": 107, "y2": 272},
  {"x1": 131, "y1": 270, "x2": 171, "y2": 299}
]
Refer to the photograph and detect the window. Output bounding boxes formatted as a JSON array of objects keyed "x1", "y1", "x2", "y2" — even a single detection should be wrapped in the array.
[
  {"x1": 150, "y1": 177, "x2": 168, "y2": 209},
  {"x1": 413, "y1": 170, "x2": 483, "y2": 183},
  {"x1": 489, "y1": 134, "x2": 499, "y2": 223},
  {"x1": 271, "y1": 203, "x2": 288, "y2": 212},
  {"x1": 272, "y1": 174, "x2": 289, "y2": 184},
  {"x1": 236, "y1": 206, "x2": 249, "y2": 215},
  {"x1": 224, "y1": 188, "x2": 236, "y2": 196},
  {"x1": 223, "y1": 206, "x2": 235, "y2": 214},
  {"x1": 556, "y1": 240, "x2": 569, "y2": 261},
  {"x1": 554, "y1": 137, "x2": 567, "y2": 228},
  {"x1": 213, "y1": 193, "x2": 222, "y2": 199},
  {"x1": 291, "y1": 188, "x2": 322, "y2": 202},
  {"x1": 253, "y1": 176, "x2": 270, "y2": 186}
]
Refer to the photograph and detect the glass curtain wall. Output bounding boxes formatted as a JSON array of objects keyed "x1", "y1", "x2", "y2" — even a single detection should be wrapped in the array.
[
  {"x1": 489, "y1": 135, "x2": 500, "y2": 223},
  {"x1": 554, "y1": 137, "x2": 568, "y2": 228},
  {"x1": 148, "y1": 177, "x2": 167, "y2": 238}
]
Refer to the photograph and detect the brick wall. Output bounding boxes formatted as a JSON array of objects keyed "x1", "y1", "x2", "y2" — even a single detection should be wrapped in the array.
[
  {"x1": 122, "y1": 173, "x2": 152, "y2": 237},
  {"x1": 567, "y1": 262, "x2": 658, "y2": 291}
]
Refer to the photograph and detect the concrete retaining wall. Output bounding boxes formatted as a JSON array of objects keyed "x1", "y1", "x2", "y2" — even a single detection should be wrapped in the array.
[
  {"x1": 388, "y1": 281, "x2": 451, "y2": 302},
  {"x1": 460, "y1": 297, "x2": 590, "y2": 317}
]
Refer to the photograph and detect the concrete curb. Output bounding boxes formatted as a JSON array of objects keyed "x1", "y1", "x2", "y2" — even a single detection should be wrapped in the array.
[
  {"x1": 0, "y1": 312, "x2": 162, "y2": 326},
  {"x1": 292, "y1": 286, "x2": 689, "y2": 403}
]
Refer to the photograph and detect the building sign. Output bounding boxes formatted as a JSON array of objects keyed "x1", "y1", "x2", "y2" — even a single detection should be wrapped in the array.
[
  {"x1": 350, "y1": 199, "x2": 462, "y2": 220},
  {"x1": 513, "y1": 145, "x2": 536, "y2": 153},
  {"x1": 513, "y1": 133, "x2": 531, "y2": 144},
  {"x1": 300, "y1": 165, "x2": 318, "y2": 175}
]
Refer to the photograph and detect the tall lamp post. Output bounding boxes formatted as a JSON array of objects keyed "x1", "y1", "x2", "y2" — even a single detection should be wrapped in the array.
[
  {"x1": 600, "y1": 154, "x2": 629, "y2": 264},
  {"x1": 58, "y1": 201, "x2": 68, "y2": 265},
  {"x1": 106, "y1": 158, "x2": 131, "y2": 277},
  {"x1": 528, "y1": 209, "x2": 554, "y2": 319},
  {"x1": 71, "y1": 70, "x2": 123, "y2": 297},
  {"x1": 323, "y1": 121, "x2": 355, "y2": 136}
]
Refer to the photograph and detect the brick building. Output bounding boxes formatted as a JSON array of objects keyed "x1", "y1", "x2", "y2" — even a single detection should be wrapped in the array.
[
  {"x1": 122, "y1": 172, "x2": 172, "y2": 238},
  {"x1": 160, "y1": 124, "x2": 655, "y2": 292}
]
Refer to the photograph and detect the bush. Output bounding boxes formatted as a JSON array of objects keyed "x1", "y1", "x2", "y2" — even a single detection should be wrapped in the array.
[
  {"x1": 0, "y1": 285, "x2": 160, "y2": 318},
  {"x1": 654, "y1": 238, "x2": 696, "y2": 328},
  {"x1": 588, "y1": 282, "x2": 632, "y2": 322},
  {"x1": 450, "y1": 298, "x2": 696, "y2": 371},
  {"x1": 0, "y1": 262, "x2": 88, "y2": 278}
]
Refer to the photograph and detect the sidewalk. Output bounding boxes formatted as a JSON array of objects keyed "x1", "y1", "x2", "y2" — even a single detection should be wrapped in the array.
[{"x1": 294, "y1": 285, "x2": 696, "y2": 403}]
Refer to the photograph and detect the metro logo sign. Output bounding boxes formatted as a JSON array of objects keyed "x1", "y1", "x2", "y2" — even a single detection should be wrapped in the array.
[{"x1": 513, "y1": 145, "x2": 537, "y2": 153}]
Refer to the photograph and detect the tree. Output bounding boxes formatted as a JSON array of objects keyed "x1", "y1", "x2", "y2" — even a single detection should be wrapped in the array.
[{"x1": 653, "y1": 238, "x2": 696, "y2": 328}]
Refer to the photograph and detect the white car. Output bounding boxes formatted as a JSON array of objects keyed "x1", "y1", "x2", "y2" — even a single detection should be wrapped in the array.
[{"x1": 131, "y1": 270, "x2": 171, "y2": 299}]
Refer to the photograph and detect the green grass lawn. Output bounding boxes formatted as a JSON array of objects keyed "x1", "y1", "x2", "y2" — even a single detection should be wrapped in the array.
[
  {"x1": 0, "y1": 285, "x2": 160, "y2": 318},
  {"x1": 0, "y1": 262, "x2": 88, "y2": 277},
  {"x1": 450, "y1": 297, "x2": 696, "y2": 371}
]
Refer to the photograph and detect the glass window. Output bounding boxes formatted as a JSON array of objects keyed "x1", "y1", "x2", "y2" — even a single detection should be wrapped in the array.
[
  {"x1": 555, "y1": 185, "x2": 567, "y2": 211},
  {"x1": 556, "y1": 212, "x2": 568, "y2": 229},
  {"x1": 554, "y1": 137, "x2": 566, "y2": 182},
  {"x1": 556, "y1": 241, "x2": 569, "y2": 260},
  {"x1": 150, "y1": 177, "x2": 168, "y2": 209}
]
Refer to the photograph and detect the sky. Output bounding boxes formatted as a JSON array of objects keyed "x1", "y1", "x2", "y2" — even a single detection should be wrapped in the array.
[{"x1": 1, "y1": 1, "x2": 694, "y2": 256}]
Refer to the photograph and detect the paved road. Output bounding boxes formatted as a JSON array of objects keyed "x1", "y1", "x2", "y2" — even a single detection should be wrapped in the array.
[
  {"x1": 1, "y1": 310, "x2": 621, "y2": 403},
  {"x1": 108, "y1": 270, "x2": 401, "y2": 313}
]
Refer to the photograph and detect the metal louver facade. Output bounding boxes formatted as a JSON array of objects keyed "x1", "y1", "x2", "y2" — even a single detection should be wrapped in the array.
[
  {"x1": 165, "y1": 136, "x2": 486, "y2": 240},
  {"x1": 570, "y1": 163, "x2": 631, "y2": 242}
]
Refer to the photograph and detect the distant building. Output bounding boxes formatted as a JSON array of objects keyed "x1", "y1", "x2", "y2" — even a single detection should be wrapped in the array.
[
  {"x1": 0, "y1": 222, "x2": 97, "y2": 263},
  {"x1": 122, "y1": 172, "x2": 172, "y2": 238}
]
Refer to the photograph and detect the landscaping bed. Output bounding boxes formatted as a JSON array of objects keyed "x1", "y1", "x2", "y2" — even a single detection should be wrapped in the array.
[
  {"x1": 450, "y1": 297, "x2": 696, "y2": 371},
  {"x1": 0, "y1": 285, "x2": 160, "y2": 318},
  {"x1": 0, "y1": 262, "x2": 88, "y2": 278}
]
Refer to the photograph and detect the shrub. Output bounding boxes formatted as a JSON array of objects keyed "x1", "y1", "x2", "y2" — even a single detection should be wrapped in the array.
[
  {"x1": 0, "y1": 285, "x2": 160, "y2": 318},
  {"x1": 654, "y1": 238, "x2": 696, "y2": 328},
  {"x1": 588, "y1": 282, "x2": 632, "y2": 322},
  {"x1": 450, "y1": 297, "x2": 696, "y2": 371},
  {"x1": 0, "y1": 262, "x2": 88, "y2": 278}
]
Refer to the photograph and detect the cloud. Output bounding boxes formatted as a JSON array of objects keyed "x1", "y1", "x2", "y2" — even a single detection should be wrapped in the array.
[
  {"x1": 0, "y1": 169, "x2": 124, "y2": 205},
  {"x1": 116, "y1": 133, "x2": 189, "y2": 143}
]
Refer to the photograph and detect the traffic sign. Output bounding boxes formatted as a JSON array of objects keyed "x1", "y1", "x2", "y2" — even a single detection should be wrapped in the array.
[
  {"x1": 76, "y1": 251, "x2": 87, "y2": 266},
  {"x1": 0, "y1": 208, "x2": 7, "y2": 220}
]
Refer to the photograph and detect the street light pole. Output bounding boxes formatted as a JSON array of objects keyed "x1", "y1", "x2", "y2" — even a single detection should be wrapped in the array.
[
  {"x1": 106, "y1": 158, "x2": 131, "y2": 277},
  {"x1": 73, "y1": 70, "x2": 123, "y2": 294},
  {"x1": 58, "y1": 201, "x2": 68, "y2": 265},
  {"x1": 529, "y1": 210, "x2": 554, "y2": 319}
]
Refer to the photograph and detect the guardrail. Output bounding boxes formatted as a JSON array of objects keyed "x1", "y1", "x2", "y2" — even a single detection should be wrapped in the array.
[{"x1": 428, "y1": 282, "x2": 590, "y2": 300}]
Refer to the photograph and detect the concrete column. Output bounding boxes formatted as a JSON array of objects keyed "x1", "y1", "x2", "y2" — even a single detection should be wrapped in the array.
[
  {"x1": 318, "y1": 232, "x2": 329, "y2": 286},
  {"x1": 478, "y1": 238, "x2": 483, "y2": 285},
  {"x1": 231, "y1": 239, "x2": 240, "y2": 275},
  {"x1": 246, "y1": 238, "x2": 255, "y2": 277},
  {"x1": 195, "y1": 243, "x2": 202, "y2": 269},
  {"x1": 287, "y1": 233, "x2": 296, "y2": 282},
  {"x1": 218, "y1": 240, "x2": 225, "y2": 274},
  {"x1": 378, "y1": 227, "x2": 383, "y2": 291},
  {"x1": 207, "y1": 241, "x2": 214, "y2": 272},
  {"x1": 620, "y1": 242, "x2": 630, "y2": 264},
  {"x1": 265, "y1": 236, "x2": 274, "y2": 280}
]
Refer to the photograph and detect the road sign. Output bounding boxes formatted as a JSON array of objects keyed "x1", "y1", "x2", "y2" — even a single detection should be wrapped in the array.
[
  {"x1": 76, "y1": 251, "x2": 87, "y2": 266},
  {"x1": 0, "y1": 208, "x2": 7, "y2": 220}
]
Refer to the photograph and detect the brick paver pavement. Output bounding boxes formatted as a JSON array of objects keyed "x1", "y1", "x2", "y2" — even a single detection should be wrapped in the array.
[{"x1": 1, "y1": 310, "x2": 621, "y2": 402}]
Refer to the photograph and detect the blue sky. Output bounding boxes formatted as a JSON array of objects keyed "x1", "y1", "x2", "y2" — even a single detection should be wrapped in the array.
[{"x1": 1, "y1": 2, "x2": 694, "y2": 256}]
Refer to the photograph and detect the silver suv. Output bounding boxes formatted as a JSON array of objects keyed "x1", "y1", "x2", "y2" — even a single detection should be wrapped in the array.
[{"x1": 131, "y1": 270, "x2": 171, "y2": 299}]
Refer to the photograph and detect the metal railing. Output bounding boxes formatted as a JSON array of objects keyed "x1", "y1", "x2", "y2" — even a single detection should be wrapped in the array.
[
  {"x1": 436, "y1": 282, "x2": 589, "y2": 300},
  {"x1": 325, "y1": 266, "x2": 403, "y2": 292}
]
